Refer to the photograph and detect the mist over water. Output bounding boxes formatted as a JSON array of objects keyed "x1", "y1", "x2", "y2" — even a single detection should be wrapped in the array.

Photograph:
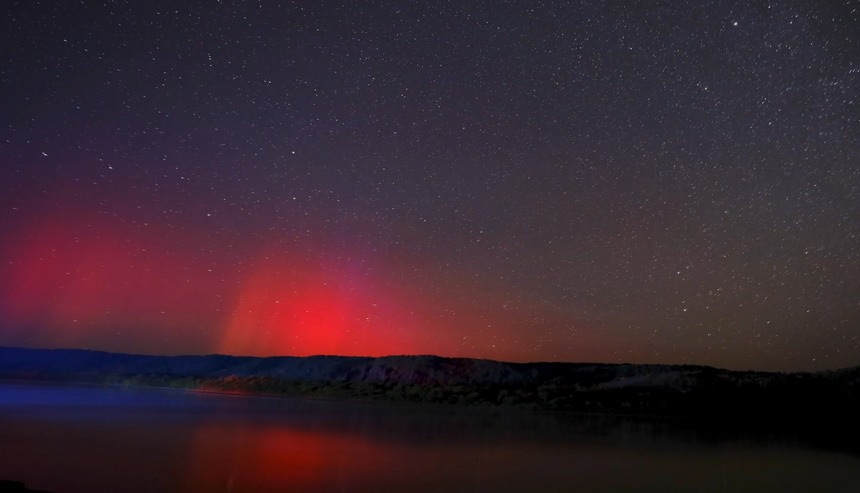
[{"x1": 1, "y1": 382, "x2": 859, "y2": 493}]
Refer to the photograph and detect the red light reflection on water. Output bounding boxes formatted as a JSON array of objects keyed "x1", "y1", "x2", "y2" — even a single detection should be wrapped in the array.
[{"x1": 182, "y1": 423, "x2": 391, "y2": 492}]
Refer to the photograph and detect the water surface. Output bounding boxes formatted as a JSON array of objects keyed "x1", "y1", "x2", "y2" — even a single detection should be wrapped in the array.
[{"x1": 1, "y1": 382, "x2": 858, "y2": 492}]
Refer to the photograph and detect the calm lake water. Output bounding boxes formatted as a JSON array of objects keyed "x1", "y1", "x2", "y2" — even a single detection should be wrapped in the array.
[{"x1": 1, "y1": 382, "x2": 858, "y2": 493}]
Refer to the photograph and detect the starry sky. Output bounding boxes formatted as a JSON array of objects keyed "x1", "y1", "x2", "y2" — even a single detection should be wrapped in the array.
[{"x1": 1, "y1": 1, "x2": 858, "y2": 371}]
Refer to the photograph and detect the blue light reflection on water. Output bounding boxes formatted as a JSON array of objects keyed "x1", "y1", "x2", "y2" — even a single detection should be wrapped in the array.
[{"x1": 0, "y1": 383, "x2": 187, "y2": 408}]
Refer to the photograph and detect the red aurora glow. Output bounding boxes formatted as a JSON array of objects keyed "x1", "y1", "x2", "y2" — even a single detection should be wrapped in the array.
[
  {"x1": 220, "y1": 250, "x2": 424, "y2": 357},
  {"x1": 0, "y1": 210, "x2": 598, "y2": 361},
  {"x1": 0, "y1": 211, "x2": 225, "y2": 352}
]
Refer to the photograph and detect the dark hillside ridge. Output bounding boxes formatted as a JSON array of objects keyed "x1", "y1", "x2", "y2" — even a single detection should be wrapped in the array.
[
  {"x1": 1, "y1": 347, "x2": 858, "y2": 429},
  {"x1": 1, "y1": 347, "x2": 720, "y2": 387}
]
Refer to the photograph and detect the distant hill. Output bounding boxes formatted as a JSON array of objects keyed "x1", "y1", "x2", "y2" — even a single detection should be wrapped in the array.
[{"x1": 1, "y1": 347, "x2": 858, "y2": 428}]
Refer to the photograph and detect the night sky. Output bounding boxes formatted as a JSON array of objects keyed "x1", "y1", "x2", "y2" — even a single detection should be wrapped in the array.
[{"x1": 1, "y1": 1, "x2": 857, "y2": 371}]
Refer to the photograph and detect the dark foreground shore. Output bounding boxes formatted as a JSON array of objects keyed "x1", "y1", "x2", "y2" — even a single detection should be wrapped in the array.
[{"x1": 0, "y1": 480, "x2": 52, "y2": 493}]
